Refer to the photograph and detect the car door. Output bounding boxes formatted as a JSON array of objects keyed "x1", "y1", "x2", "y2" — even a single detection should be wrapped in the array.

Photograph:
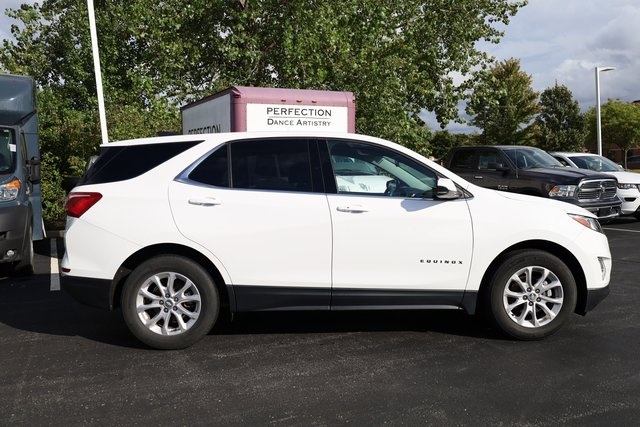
[
  {"x1": 472, "y1": 148, "x2": 513, "y2": 191},
  {"x1": 168, "y1": 138, "x2": 332, "y2": 311},
  {"x1": 322, "y1": 139, "x2": 474, "y2": 308}
]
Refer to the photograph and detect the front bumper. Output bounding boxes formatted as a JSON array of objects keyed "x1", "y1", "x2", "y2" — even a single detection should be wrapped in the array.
[
  {"x1": 617, "y1": 187, "x2": 640, "y2": 216},
  {"x1": 578, "y1": 284, "x2": 610, "y2": 315},
  {"x1": 0, "y1": 202, "x2": 29, "y2": 264},
  {"x1": 560, "y1": 198, "x2": 622, "y2": 220}
]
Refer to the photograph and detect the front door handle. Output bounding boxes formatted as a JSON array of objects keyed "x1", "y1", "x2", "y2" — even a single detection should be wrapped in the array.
[
  {"x1": 474, "y1": 176, "x2": 484, "y2": 179},
  {"x1": 188, "y1": 197, "x2": 221, "y2": 206},
  {"x1": 336, "y1": 205, "x2": 368, "y2": 213}
]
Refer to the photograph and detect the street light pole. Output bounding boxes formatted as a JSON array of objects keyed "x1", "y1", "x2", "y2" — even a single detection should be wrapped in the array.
[
  {"x1": 87, "y1": 0, "x2": 108, "y2": 144},
  {"x1": 595, "y1": 66, "x2": 615, "y2": 156}
]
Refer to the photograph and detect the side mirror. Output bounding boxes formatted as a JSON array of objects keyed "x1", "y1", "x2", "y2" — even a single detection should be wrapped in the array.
[
  {"x1": 435, "y1": 178, "x2": 462, "y2": 200},
  {"x1": 29, "y1": 156, "x2": 41, "y2": 183},
  {"x1": 488, "y1": 162, "x2": 510, "y2": 173},
  {"x1": 385, "y1": 179, "x2": 397, "y2": 196}
]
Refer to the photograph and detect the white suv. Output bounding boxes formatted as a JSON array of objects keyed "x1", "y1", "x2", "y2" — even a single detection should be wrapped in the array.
[
  {"x1": 551, "y1": 152, "x2": 640, "y2": 220},
  {"x1": 62, "y1": 133, "x2": 611, "y2": 349}
]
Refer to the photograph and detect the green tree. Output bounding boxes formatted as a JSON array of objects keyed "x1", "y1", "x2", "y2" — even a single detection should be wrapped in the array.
[
  {"x1": 534, "y1": 84, "x2": 585, "y2": 152},
  {"x1": 2, "y1": 0, "x2": 528, "y2": 221},
  {"x1": 466, "y1": 58, "x2": 539, "y2": 145},
  {"x1": 585, "y1": 101, "x2": 640, "y2": 168},
  {"x1": 430, "y1": 131, "x2": 473, "y2": 162}
]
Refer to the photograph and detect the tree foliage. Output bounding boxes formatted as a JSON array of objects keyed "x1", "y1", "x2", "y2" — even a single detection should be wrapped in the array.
[
  {"x1": 1, "y1": 0, "x2": 527, "y2": 221},
  {"x1": 430, "y1": 131, "x2": 475, "y2": 161},
  {"x1": 466, "y1": 58, "x2": 538, "y2": 145},
  {"x1": 533, "y1": 84, "x2": 584, "y2": 152},
  {"x1": 584, "y1": 101, "x2": 640, "y2": 167}
]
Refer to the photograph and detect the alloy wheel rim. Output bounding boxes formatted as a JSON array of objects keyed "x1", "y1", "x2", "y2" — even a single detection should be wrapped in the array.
[
  {"x1": 502, "y1": 266, "x2": 564, "y2": 328},
  {"x1": 135, "y1": 272, "x2": 202, "y2": 335}
]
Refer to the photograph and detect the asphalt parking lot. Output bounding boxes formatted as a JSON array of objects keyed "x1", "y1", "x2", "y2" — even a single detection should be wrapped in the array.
[{"x1": 1, "y1": 220, "x2": 639, "y2": 426}]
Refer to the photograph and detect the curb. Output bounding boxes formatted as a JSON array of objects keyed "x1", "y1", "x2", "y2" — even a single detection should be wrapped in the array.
[{"x1": 46, "y1": 229, "x2": 65, "y2": 239}]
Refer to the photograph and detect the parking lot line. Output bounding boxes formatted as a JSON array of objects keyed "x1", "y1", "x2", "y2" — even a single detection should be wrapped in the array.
[
  {"x1": 603, "y1": 227, "x2": 640, "y2": 233},
  {"x1": 50, "y1": 239, "x2": 60, "y2": 291}
]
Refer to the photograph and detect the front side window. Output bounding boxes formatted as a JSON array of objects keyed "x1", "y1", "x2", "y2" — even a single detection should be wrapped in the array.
[
  {"x1": 231, "y1": 138, "x2": 313, "y2": 192},
  {"x1": 328, "y1": 140, "x2": 437, "y2": 198},
  {"x1": 478, "y1": 149, "x2": 510, "y2": 170},
  {"x1": 0, "y1": 127, "x2": 16, "y2": 174}
]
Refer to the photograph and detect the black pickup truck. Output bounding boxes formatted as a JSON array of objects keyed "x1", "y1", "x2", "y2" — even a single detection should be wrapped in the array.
[{"x1": 445, "y1": 145, "x2": 621, "y2": 221}]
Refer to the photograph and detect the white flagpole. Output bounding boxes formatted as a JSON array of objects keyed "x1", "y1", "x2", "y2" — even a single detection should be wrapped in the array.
[{"x1": 87, "y1": 0, "x2": 108, "y2": 144}]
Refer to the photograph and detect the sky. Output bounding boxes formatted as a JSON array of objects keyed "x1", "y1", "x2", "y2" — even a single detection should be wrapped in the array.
[
  {"x1": 425, "y1": 0, "x2": 640, "y2": 132},
  {"x1": 2, "y1": 0, "x2": 639, "y2": 133}
]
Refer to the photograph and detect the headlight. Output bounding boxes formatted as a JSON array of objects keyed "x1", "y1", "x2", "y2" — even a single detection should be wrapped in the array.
[
  {"x1": 568, "y1": 214, "x2": 603, "y2": 233},
  {"x1": 0, "y1": 177, "x2": 21, "y2": 201},
  {"x1": 617, "y1": 183, "x2": 640, "y2": 190},
  {"x1": 549, "y1": 185, "x2": 577, "y2": 198}
]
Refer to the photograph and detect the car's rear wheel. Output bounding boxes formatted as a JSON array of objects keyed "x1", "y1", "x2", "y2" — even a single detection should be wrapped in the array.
[
  {"x1": 121, "y1": 255, "x2": 219, "y2": 350},
  {"x1": 487, "y1": 250, "x2": 577, "y2": 340}
]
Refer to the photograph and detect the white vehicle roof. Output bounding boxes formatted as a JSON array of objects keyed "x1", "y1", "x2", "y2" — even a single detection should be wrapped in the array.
[{"x1": 552, "y1": 152, "x2": 601, "y2": 157}]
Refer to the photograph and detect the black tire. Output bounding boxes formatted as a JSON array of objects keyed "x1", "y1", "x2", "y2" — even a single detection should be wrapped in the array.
[
  {"x1": 486, "y1": 250, "x2": 577, "y2": 340},
  {"x1": 121, "y1": 255, "x2": 219, "y2": 350},
  {"x1": 634, "y1": 211, "x2": 640, "y2": 221}
]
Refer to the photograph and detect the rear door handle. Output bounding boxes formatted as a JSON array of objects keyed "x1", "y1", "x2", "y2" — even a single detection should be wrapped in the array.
[
  {"x1": 188, "y1": 197, "x2": 221, "y2": 206},
  {"x1": 336, "y1": 205, "x2": 368, "y2": 213},
  {"x1": 474, "y1": 176, "x2": 483, "y2": 179}
]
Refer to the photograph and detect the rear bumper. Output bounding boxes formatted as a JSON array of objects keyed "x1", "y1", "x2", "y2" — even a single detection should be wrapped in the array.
[{"x1": 61, "y1": 275, "x2": 113, "y2": 310}]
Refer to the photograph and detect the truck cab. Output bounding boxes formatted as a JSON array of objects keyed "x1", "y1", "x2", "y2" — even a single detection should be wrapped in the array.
[
  {"x1": 445, "y1": 145, "x2": 622, "y2": 221},
  {"x1": 0, "y1": 74, "x2": 43, "y2": 274}
]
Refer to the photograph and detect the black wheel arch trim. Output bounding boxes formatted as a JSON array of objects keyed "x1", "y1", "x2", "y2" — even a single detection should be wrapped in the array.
[
  {"x1": 477, "y1": 240, "x2": 589, "y2": 316},
  {"x1": 110, "y1": 243, "x2": 233, "y2": 313}
]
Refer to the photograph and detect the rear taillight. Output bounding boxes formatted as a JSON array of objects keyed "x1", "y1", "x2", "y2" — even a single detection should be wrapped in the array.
[{"x1": 64, "y1": 192, "x2": 103, "y2": 218}]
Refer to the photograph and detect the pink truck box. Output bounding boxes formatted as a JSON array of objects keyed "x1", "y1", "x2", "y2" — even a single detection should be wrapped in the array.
[{"x1": 181, "y1": 86, "x2": 355, "y2": 135}]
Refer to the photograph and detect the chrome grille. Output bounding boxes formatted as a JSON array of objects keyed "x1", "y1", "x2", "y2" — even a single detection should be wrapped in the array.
[{"x1": 577, "y1": 179, "x2": 617, "y2": 201}]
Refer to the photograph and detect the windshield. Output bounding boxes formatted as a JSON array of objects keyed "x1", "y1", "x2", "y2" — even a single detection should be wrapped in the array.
[
  {"x1": 0, "y1": 127, "x2": 17, "y2": 174},
  {"x1": 569, "y1": 155, "x2": 621, "y2": 172},
  {"x1": 503, "y1": 147, "x2": 563, "y2": 169}
]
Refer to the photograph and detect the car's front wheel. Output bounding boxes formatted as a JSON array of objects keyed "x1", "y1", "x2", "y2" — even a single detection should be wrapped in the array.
[
  {"x1": 487, "y1": 250, "x2": 577, "y2": 340},
  {"x1": 121, "y1": 255, "x2": 219, "y2": 350}
]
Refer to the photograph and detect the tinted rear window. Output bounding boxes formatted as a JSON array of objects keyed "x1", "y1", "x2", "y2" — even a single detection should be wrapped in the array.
[
  {"x1": 230, "y1": 138, "x2": 312, "y2": 192},
  {"x1": 188, "y1": 145, "x2": 229, "y2": 187},
  {"x1": 450, "y1": 149, "x2": 475, "y2": 169},
  {"x1": 82, "y1": 141, "x2": 201, "y2": 185}
]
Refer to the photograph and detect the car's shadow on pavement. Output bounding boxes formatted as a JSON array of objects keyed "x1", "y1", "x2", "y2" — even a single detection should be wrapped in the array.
[
  {"x1": 0, "y1": 273, "x2": 146, "y2": 349},
  {"x1": 211, "y1": 309, "x2": 505, "y2": 341},
  {"x1": 0, "y1": 272, "x2": 506, "y2": 349}
]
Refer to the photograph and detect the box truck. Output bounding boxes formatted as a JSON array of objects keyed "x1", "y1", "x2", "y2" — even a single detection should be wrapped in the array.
[
  {"x1": 181, "y1": 86, "x2": 355, "y2": 135},
  {"x1": 0, "y1": 74, "x2": 43, "y2": 275}
]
